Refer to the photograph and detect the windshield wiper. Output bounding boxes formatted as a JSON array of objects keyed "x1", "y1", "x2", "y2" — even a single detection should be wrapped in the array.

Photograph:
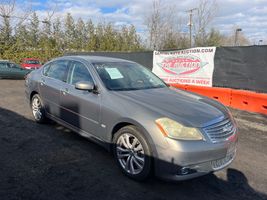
[
  {"x1": 112, "y1": 88, "x2": 138, "y2": 91},
  {"x1": 111, "y1": 85, "x2": 165, "y2": 91}
]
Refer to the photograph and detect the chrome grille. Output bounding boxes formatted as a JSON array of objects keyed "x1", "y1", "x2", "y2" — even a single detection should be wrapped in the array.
[{"x1": 203, "y1": 117, "x2": 236, "y2": 143}]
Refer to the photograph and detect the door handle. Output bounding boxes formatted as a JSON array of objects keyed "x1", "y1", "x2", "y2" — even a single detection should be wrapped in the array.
[
  {"x1": 61, "y1": 88, "x2": 69, "y2": 96},
  {"x1": 40, "y1": 78, "x2": 45, "y2": 86}
]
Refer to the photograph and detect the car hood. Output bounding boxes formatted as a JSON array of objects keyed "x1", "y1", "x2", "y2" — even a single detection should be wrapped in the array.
[{"x1": 114, "y1": 87, "x2": 227, "y2": 127}]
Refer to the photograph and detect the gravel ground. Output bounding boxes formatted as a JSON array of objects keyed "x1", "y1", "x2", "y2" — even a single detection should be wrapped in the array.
[{"x1": 0, "y1": 80, "x2": 266, "y2": 200}]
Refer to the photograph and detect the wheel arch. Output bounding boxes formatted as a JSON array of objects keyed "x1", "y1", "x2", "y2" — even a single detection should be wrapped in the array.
[
  {"x1": 109, "y1": 119, "x2": 158, "y2": 158},
  {"x1": 30, "y1": 91, "x2": 39, "y2": 103}
]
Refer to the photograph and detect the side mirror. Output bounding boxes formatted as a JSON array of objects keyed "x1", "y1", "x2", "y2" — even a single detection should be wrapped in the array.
[{"x1": 75, "y1": 81, "x2": 95, "y2": 91}]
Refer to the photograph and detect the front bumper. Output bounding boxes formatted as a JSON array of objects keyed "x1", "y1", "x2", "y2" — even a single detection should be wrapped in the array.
[{"x1": 154, "y1": 131, "x2": 238, "y2": 181}]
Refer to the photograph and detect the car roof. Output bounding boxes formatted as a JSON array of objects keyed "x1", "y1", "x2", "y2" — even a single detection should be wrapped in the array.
[
  {"x1": 23, "y1": 58, "x2": 39, "y2": 60},
  {"x1": 58, "y1": 55, "x2": 135, "y2": 63}
]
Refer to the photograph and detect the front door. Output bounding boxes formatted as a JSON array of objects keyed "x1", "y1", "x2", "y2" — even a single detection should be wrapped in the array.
[{"x1": 60, "y1": 61, "x2": 101, "y2": 137}]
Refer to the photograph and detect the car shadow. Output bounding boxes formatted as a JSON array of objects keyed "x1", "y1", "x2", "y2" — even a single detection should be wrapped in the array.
[
  {"x1": 146, "y1": 168, "x2": 267, "y2": 200},
  {"x1": 0, "y1": 107, "x2": 266, "y2": 200}
]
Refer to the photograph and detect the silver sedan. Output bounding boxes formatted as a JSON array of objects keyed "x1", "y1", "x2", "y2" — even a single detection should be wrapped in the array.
[{"x1": 25, "y1": 56, "x2": 238, "y2": 181}]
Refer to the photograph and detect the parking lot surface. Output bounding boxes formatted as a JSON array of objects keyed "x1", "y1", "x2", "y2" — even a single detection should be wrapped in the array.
[{"x1": 0, "y1": 80, "x2": 266, "y2": 200}]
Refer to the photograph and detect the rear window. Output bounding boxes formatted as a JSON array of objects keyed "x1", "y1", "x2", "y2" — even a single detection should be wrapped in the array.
[{"x1": 25, "y1": 60, "x2": 40, "y2": 64}]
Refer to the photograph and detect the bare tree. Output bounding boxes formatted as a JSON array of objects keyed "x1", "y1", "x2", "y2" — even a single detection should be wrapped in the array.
[
  {"x1": 193, "y1": 0, "x2": 218, "y2": 46},
  {"x1": 144, "y1": 0, "x2": 187, "y2": 50},
  {"x1": 0, "y1": 0, "x2": 31, "y2": 27},
  {"x1": 144, "y1": 0, "x2": 162, "y2": 50},
  {"x1": 42, "y1": 8, "x2": 56, "y2": 38},
  {"x1": 0, "y1": 0, "x2": 31, "y2": 52},
  {"x1": 0, "y1": 0, "x2": 15, "y2": 18}
]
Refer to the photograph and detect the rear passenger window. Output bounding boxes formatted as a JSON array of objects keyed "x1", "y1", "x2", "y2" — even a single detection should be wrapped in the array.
[
  {"x1": 46, "y1": 60, "x2": 69, "y2": 82},
  {"x1": 70, "y1": 61, "x2": 93, "y2": 85}
]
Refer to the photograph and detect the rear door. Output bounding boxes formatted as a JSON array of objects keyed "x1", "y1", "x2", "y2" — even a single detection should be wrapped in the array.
[
  {"x1": 59, "y1": 60, "x2": 101, "y2": 137},
  {"x1": 38, "y1": 60, "x2": 70, "y2": 118}
]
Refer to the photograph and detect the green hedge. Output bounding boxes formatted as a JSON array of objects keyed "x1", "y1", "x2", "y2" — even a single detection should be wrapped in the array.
[{"x1": 1, "y1": 49, "x2": 63, "y2": 65}]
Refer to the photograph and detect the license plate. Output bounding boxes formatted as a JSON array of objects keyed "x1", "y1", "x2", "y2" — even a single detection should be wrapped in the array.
[{"x1": 211, "y1": 143, "x2": 237, "y2": 170}]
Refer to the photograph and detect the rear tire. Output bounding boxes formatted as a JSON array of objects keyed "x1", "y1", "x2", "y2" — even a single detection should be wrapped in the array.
[
  {"x1": 31, "y1": 94, "x2": 47, "y2": 123},
  {"x1": 113, "y1": 125, "x2": 152, "y2": 181}
]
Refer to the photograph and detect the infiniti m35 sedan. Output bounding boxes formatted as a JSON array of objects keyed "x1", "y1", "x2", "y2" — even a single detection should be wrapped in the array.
[{"x1": 25, "y1": 56, "x2": 238, "y2": 181}]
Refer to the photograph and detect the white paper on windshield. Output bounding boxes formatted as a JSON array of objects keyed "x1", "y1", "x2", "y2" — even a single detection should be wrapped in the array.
[{"x1": 105, "y1": 68, "x2": 123, "y2": 79}]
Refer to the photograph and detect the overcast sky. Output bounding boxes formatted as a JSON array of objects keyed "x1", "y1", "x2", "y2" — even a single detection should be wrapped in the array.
[{"x1": 14, "y1": 0, "x2": 267, "y2": 44}]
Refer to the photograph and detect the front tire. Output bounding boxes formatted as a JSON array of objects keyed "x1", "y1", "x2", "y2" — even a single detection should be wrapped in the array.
[
  {"x1": 31, "y1": 94, "x2": 47, "y2": 123},
  {"x1": 113, "y1": 125, "x2": 152, "y2": 181}
]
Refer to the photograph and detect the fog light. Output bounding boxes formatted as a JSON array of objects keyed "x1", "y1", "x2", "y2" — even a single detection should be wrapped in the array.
[
  {"x1": 177, "y1": 167, "x2": 197, "y2": 175},
  {"x1": 181, "y1": 167, "x2": 190, "y2": 175}
]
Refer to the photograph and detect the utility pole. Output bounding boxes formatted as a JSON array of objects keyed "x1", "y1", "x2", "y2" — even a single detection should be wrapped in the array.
[{"x1": 186, "y1": 8, "x2": 197, "y2": 48}]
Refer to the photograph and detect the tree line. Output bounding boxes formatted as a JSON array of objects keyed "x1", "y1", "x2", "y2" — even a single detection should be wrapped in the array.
[
  {"x1": 0, "y1": 11, "x2": 143, "y2": 63},
  {"x1": 0, "y1": 0, "x2": 250, "y2": 64}
]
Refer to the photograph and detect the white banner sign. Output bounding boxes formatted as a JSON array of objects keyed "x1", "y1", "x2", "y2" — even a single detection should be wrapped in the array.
[{"x1": 152, "y1": 47, "x2": 216, "y2": 87}]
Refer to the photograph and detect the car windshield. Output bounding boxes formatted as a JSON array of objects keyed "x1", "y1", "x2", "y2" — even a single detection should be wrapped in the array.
[
  {"x1": 93, "y1": 62, "x2": 167, "y2": 91},
  {"x1": 25, "y1": 60, "x2": 40, "y2": 64}
]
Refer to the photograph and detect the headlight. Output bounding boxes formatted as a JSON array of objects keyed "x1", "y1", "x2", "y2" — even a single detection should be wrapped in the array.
[{"x1": 155, "y1": 118, "x2": 203, "y2": 140}]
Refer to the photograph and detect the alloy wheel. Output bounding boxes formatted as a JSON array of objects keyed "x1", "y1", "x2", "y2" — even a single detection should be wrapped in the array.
[
  {"x1": 32, "y1": 96, "x2": 42, "y2": 121},
  {"x1": 116, "y1": 133, "x2": 145, "y2": 175}
]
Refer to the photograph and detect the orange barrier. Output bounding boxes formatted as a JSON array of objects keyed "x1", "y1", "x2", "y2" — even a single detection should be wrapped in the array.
[
  {"x1": 170, "y1": 83, "x2": 187, "y2": 90},
  {"x1": 231, "y1": 90, "x2": 267, "y2": 115},
  {"x1": 170, "y1": 84, "x2": 267, "y2": 115},
  {"x1": 170, "y1": 84, "x2": 232, "y2": 106},
  {"x1": 186, "y1": 85, "x2": 232, "y2": 106}
]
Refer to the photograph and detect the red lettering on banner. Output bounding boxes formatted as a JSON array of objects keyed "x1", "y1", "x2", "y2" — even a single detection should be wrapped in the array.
[
  {"x1": 196, "y1": 80, "x2": 210, "y2": 85},
  {"x1": 163, "y1": 77, "x2": 210, "y2": 86},
  {"x1": 153, "y1": 47, "x2": 216, "y2": 87}
]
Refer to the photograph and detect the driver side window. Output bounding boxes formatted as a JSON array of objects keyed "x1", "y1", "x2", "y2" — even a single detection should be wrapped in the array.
[{"x1": 69, "y1": 61, "x2": 93, "y2": 85}]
